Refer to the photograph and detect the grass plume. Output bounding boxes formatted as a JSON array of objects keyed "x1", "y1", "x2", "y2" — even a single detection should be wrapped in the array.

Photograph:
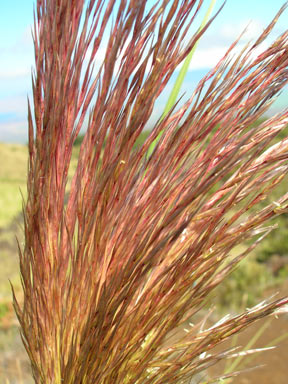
[{"x1": 14, "y1": 1, "x2": 288, "y2": 383}]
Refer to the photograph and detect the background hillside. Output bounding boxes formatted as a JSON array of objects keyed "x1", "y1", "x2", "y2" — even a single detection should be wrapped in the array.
[{"x1": 0, "y1": 124, "x2": 287, "y2": 382}]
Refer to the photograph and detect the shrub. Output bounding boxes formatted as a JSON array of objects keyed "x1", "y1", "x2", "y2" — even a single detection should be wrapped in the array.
[
  {"x1": 256, "y1": 215, "x2": 288, "y2": 260},
  {"x1": 14, "y1": 1, "x2": 288, "y2": 383},
  {"x1": 214, "y1": 257, "x2": 273, "y2": 311},
  {"x1": 0, "y1": 302, "x2": 9, "y2": 322}
]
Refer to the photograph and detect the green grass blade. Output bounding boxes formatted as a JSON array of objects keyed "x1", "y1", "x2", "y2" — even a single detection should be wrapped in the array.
[
  {"x1": 224, "y1": 318, "x2": 272, "y2": 375},
  {"x1": 147, "y1": 0, "x2": 217, "y2": 157},
  {"x1": 162, "y1": 0, "x2": 217, "y2": 117}
]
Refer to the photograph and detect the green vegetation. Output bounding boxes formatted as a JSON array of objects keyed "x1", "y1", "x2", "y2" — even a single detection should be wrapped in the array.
[
  {"x1": 0, "y1": 143, "x2": 27, "y2": 227},
  {"x1": 3, "y1": 0, "x2": 288, "y2": 382},
  {"x1": 1, "y1": 118, "x2": 287, "y2": 313},
  {"x1": 0, "y1": 142, "x2": 80, "y2": 226},
  {"x1": 0, "y1": 303, "x2": 9, "y2": 322},
  {"x1": 70, "y1": 122, "x2": 288, "y2": 311},
  {"x1": 0, "y1": 138, "x2": 286, "y2": 327},
  {"x1": 214, "y1": 256, "x2": 274, "y2": 311}
]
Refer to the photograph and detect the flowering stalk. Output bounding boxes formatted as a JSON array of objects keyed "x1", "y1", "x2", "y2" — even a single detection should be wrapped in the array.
[{"x1": 14, "y1": 1, "x2": 288, "y2": 383}]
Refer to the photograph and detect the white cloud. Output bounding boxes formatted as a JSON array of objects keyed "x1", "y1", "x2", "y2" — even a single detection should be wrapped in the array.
[
  {"x1": 188, "y1": 40, "x2": 270, "y2": 71},
  {"x1": 186, "y1": 19, "x2": 271, "y2": 71},
  {"x1": 219, "y1": 19, "x2": 265, "y2": 41},
  {"x1": 0, "y1": 25, "x2": 33, "y2": 80},
  {"x1": 188, "y1": 45, "x2": 229, "y2": 70}
]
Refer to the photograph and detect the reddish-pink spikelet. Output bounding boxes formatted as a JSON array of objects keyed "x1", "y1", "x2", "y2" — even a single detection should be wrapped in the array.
[{"x1": 13, "y1": 1, "x2": 288, "y2": 383}]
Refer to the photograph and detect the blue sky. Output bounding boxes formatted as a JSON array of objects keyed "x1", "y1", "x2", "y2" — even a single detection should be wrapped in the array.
[{"x1": 1, "y1": 1, "x2": 288, "y2": 143}]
